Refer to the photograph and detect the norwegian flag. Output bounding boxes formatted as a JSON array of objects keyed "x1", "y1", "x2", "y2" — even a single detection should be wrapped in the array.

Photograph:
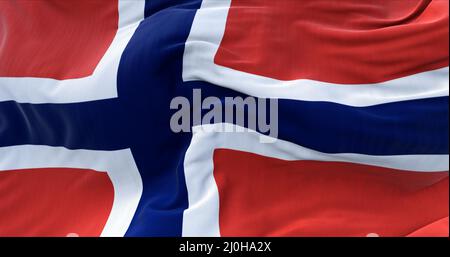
[{"x1": 0, "y1": 0, "x2": 448, "y2": 237}]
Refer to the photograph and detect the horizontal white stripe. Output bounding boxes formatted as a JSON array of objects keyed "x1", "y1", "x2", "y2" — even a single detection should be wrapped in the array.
[
  {"x1": 0, "y1": 0, "x2": 145, "y2": 104},
  {"x1": 182, "y1": 123, "x2": 449, "y2": 236},
  {"x1": 0, "y1": 145, "x2": 143, "y2": 237},
  {"x1": 182, "y1": 0, "x2": 449, "y2": 107}
]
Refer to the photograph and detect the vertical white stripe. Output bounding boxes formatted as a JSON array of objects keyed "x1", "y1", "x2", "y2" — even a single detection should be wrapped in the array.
[
  {"x1": 182, "y1": 0, "x2": 449, "y2": 106},
  {"x1": 182, "y1": 124, "x2": 449, "y2": 236},
  {"x1": 0, "y1": 0, "x2": 146, "y2": 103},
  {"x1": 0, "y1": 145, "x2": 143, "y2": 237}
]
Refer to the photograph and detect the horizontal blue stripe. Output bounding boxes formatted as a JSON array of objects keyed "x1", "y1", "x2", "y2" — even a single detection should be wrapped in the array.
[
  {"x1": 0, "y1": 0, "x2": 447, "y2": 237},
  {"x1": 277, "y1": 96, "x2": 449, "y2": 155},
  {"x1": 191, "y1": 82, "x2": 449, "y2": 155}
]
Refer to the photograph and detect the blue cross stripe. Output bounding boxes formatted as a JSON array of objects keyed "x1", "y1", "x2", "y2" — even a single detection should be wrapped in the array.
[{"x1": 0, "y1": 0, "x2": 447, "y2": 236}]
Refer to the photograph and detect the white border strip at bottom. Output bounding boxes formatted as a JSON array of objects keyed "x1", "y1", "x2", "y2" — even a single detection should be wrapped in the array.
[
  {"x1": 0, "y1": 0, "x2": 146, "y2": 104},
  {"x1": 182, "y1": 0, "x2": 449, "y2": 107}
]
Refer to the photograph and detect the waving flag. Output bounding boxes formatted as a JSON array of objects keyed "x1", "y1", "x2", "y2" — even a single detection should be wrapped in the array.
[{"x1": 0, "y1": 0, "x2": 448, "y2": 237}]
